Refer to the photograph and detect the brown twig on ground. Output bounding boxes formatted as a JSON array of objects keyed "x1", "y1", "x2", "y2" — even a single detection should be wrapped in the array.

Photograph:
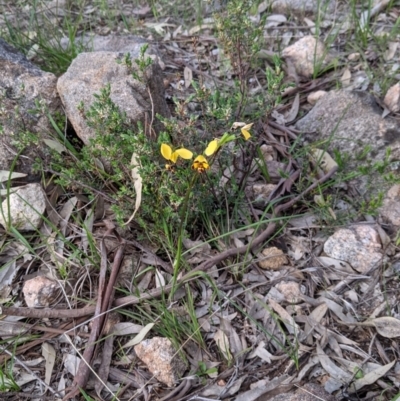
[
  {"x1": 0, "y1": 317, "x2": 88, "y2": 364},
  {"x1": 62, "y1": 235, "x2": 126, "y2": 401},
  {"x1": 1, "y1": 166, "x2": 337, "y2": 321}
]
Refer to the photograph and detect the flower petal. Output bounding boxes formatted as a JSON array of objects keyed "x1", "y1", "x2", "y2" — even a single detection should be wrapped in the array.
[
  {"x1": 161, "y1": 143, "x2": 173, "y2": 161},
  {"x1": 241, "y1": 123, "x2": 253, "y2": 140},
  {"x1": 175, "y1": 148, "x2": 193, "y2": 160},
  {"x1": 204, "y1": 139, "x2": 219, "y2": 156},
  {"x1": 171, "y1": 151, "x2": 181, "y2": 163},
  {"x1": 192, "y1": 155, "x2": 210, "y2": 172}
]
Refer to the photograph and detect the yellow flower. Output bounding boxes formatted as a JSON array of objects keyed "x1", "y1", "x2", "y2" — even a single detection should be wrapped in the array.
[
  {"x1": 192, "y1": 155, "x2": 210, "y2": 173},
  {"x1": 161, "y1": 143, "x2": 193, "y2": 164},
  {"x1": 204, "y1": 139, "x2": 219, "y2": 156},
  {"x1": 241, "y1": 123, "x2": 253, "y2": 140}
]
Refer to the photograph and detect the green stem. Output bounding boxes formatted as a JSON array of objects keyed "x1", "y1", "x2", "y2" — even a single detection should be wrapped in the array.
[{"x1": 169, "y1": 173, "x2": 198, "y2": 300}]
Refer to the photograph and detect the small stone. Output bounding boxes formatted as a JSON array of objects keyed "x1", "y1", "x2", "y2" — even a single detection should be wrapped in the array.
[
  {"x1": 260, "y1": 144, "x2": 274, "y2": 162},
  {"x1": 134, "y1": 337, "x2": 186, "y2": 387},
  {"x1": 323, "y1": 225, "x2": 382, "y2": 274},
  {"x1": 23, "y1": 276, "x2": 60, "y2": 308},
  {"x1": 275, "y1": 281, "x2": 303, "y2": 304},
  {"x1": 258, "y1": 247, "x2": 288, "y2": 270},
  {"x1": 307, "y1": 90, "x2": 327, "y2": 105},
  {"x1": 250, "y1": 183, "x2": 278, "y2": 208},
  {"x1": 384, "y1": 82, "x2": 400, "y2": 113},
  {"x1": 0, "y1": 183, "x2": 46, "y2": 231},
  {"x1": 348, "y1": 52, "x2": 360, "y2": 61},
  {"x1": 380, "y1": 184, "x2": 400, "y2": 226},
  {"x1": 282, "y1": 36, "x2": 329, "y2": 78}
]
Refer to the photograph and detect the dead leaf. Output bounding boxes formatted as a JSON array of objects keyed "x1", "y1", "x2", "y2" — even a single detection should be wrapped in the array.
[
  {"x1": 63, "y1": 353, "x2": 81, "y2": 376},
  {"x1": 42, "y1": 342, "x2": 56, "y2": 385},
  {"x1": 341, "y1": 68, "x2": 352, "y2": 87},
  {"x1": 144, "y1": 22, "x2": 176, "y2": 35},
  {"x1": 123, "y1": 152, "x2": 142, "y2": 225},
  {"x1": 122, "y1": 323, "x2": 154, "y2": 348},
  {"x1": 43, "y1": 138, "x2": 67, "y2": 154},
  {"x1": 340, "y1": 317, "x2": 400, "y2": 338},
  {"x1": 189, "y1": 24, "x2": 213, "y2": 35},
  {"x1": 317, "y1": 342, "x2": 352, "y2": 382},
  {"x1": 184, "y1": 66, "x2": 193, "y2": 88},
  {"x1": 214, "y1": 329, "x2": 231, "y2": 360},
  {"x1": 268, "y1": 298, "x2": 300, "y2": 335},
  {"x1": 349, "y1": 360, "x2": 396, "y2": 393},
  {"x1": 385, "y1": 41, "x2": 398, "y2": 61},
  {"x1": 0, "y1": 171, "x2": 27, "y2": 182},
  {"x1": 284, "y1": 93, "x2": 299, "y2": 123},
  {"x1": 303, "y1": 17, "x2": 316, "y2": 34},
  {"x1": 113, "y1": 322, "x2": 145, "y2": 336}
]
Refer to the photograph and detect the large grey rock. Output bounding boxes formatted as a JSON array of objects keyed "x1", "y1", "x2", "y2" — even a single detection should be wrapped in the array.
[
  {"x1": 295, "y1": 90, "x2": 400, "y2": 189},
  {"x1": 323, "y1": 225, "x2": 382, "y2": 274},
  {"x1": 0, "y1": 39, "x2": 61, "y2": 174},
  {"x1": 57, "y1": 49, "x2": 170, "y2": 145}
]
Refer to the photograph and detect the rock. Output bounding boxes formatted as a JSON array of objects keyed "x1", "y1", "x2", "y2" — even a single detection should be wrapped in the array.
[
  {"x1": 323, "y1": 225, "x2": 382, "y2": 274},
  {"x1": 58, "y1": 34, "x2": 165, "y2": 70},
  {"x1": 0, "y1": 183, "x2": 46, "y2": 231},
  {"x1": 295, "y1": 90, "x2": 400, "y2": 187},
  {"x1": 57, "y1": 48, "x2": 170, "y2": 145},
  {"x1": 269, "y1": 383, "x2": 337, "y2": 401},
  {"x1": 348, "y1": 52, "x2": 360, "y2": 61},
  {"x1": 384, "y1": 82, "x2": 400, "y2": 113},
  {"x1": 271, "y1": 0, "x2": 337, "y2": 15},
  {"x1": 134, "y1": 337, "x2": 186, "y2": 387},
  {"x1": 307, "y1": 90, "x2": 327, "y2": 105},
  {"x1": 282, "y1": 36, "x2": 330, "y2": 79},
  {"x1": 23, "y1": 276, "x2": 60, "y2": 307},
  {"x1": 258, "y1": 247, "x2": 288, "y2": 270},
  {"x1": 260, "y1": 144, "x2": 274, "y2": 162},
  {"x1": 246, "y1": 183, "x2": 278, "y2": 208},
  {"x1": 0, "y1": 39, "x2": 61, "y2": 174},
  {"x1": 275, "y1": 281, "x2": 303, "y2": 303},
  {"x1": 380, "y1": 184, "x2": 400, "y2": 226}
]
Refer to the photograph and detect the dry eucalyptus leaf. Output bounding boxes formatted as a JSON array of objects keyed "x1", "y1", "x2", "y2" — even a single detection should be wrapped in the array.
[
  {"x1": 0, "y1": 171, "x2": 27, "y2": 182},
  {"x1": 341, "y1": 68, "x2": 352, "y2": 87},
  {"x1": 42, "y1": 342, "x2": 56, "y2": 385},
  {"x1": 349, "y1": 360, "x2": 396, "y2": 393},
  {"x1": 284, "y1": 93, "x2": 299, "y2": 123},
  {"x1": 184, "y1": 66, "x2": 193, "y2": 88},
  {"x1": 122, "y1": 323, "x2": 155, "y2": 348},
  {"x1": 43, "y1": 138, "x2": 67, "y2": 154},
  {"x1": 268, "y1": 298, "x2": 299, "y2": 336},
  {"x1": 341, "y1": 317, "x2": 400, "y2": 338},
  {"x1": 123, "y1": 152, "x2": 142, "y2": 225},
  {"x1": 214, "y1": 329, "x2": 231, "y2": 360}
]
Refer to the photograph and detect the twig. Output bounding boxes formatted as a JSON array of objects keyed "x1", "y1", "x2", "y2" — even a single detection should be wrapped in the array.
[{"x1": 62, "y1": 237, "x2": 125, "y2": 401}]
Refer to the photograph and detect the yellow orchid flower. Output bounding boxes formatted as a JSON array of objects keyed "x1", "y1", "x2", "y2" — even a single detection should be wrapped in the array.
[
  {"x1": 161, "y1": 143, "x2": 193, "y2": 164},
  {"x1": 192, "y1": 155, "x2": 210, "y2": 173},
  {"x1": 240, "y1": 123, "x2": 253, "y2": 140},
  {"x1": 204, "y1": 139, "x2": 219, "y2": 156}
]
